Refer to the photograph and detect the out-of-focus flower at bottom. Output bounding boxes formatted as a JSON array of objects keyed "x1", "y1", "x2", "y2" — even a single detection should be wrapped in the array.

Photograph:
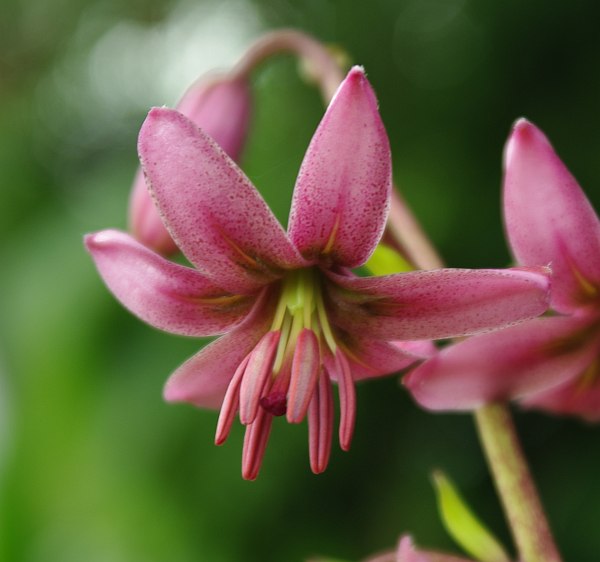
[{"x1": 360, "y1": 536, "x2": 476, "y2": 562}]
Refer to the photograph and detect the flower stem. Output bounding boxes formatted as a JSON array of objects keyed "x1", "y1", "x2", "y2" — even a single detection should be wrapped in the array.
[
  {"x1": 474, "y1": 403, "x2": 562, "y2": 562},
  {"x1": 387, "y1": 189, "x2": 444, "y2": 270},
  {"x1": 231, "y1": 29, "x2": 345, "y2": 103}
]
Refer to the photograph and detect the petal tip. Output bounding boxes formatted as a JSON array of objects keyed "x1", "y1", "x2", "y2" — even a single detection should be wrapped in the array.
[
  {"x1": 163, "y1": 379, "x2": 187, "y2": 404},
  {"x1": 84, "y1": 229, "x2": 120, "y2": 252},
  {"x1": 347, "y1": 65, "x2": 366, "y2": 79},
  {"x1": 505, "y1": 117, "x2": 549, "y2": 167}
]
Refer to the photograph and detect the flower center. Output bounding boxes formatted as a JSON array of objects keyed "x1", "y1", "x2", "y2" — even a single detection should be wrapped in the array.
[
  {"x1": 269, "y1": 268, "x2": 336, "y2": 376},
  {"x1": 216, "y1": 267, "x2": 357, "y2": 479}
]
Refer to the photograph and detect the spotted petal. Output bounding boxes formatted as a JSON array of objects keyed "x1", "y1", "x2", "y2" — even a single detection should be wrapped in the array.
[
  {"x1": 334, "y1": 332, "x2": 431, "y2": 381},
  {"x1": 163, "y1": 292, "x2": 274, "y2": 408},
  {"x1": 85, "y1": 229, "x2": 253, "y2": 336},
  {"x1": 404, "y1": 316, "x2": 598, "y2": 411},
  {"x1": 138, "y1": 107, "x2": 306, "y2": 294},
  {"x1": 504, "y1": 119, "x2": 600, "y2": 312},
  {"x1": 288, "y1": 66, "x2": 391, "y2": 267},
  {"x1": 326, "y1": 267, "x2": 550, "y2": 341}
]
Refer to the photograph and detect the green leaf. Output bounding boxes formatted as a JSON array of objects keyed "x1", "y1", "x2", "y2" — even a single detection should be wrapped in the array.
[
  {"x1": 364, "y1": 244, "x2": 414, "y2": 276},
  {"x1": 433, "y1": 471, "x2": 511, "y2": 562}
]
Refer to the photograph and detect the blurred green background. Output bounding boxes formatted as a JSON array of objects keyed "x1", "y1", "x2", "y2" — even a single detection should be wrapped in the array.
[{"x1": 1, "y1": 0, "x2": 599, "y2": 560}]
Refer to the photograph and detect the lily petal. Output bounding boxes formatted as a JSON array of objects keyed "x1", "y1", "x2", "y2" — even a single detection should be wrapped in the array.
[
  {"x1": 504, "y1": 119, "x2": 600, "y2": 312},
  {"x1": 404, "y1": 316, "x2": 598, "y2": 411},
  {"x1": 138, "y1": 107, "x2": 306, "y2": 294},
  {"x1": 85, "y1": 229, "x2": 253, "y2": 336},
  {"x1": 521, "y1": 356, "x2": 600, "y2": 422},
  {"x1": 327, "y1": 267, "x2": 551, "y2": 341},
  {"x1": 163, "y1": 292, "x2": 273, "y2": 408},
  {"x1": 129, "y1": 76, "x2": 252, "y2": 256},
  {"x1": 288, "y1": 66, "x2": 391, "y2": 267},
  {"x1": 334, "y1": 332, "x2": 429, "y2": 381}
]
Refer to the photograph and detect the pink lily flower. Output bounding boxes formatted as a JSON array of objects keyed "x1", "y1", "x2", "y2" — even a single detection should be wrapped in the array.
[
  {"x1": 86, "y1": 68, "x2": 550, "y2": 479},
  {"x1": 129, "y1": 74, "x2": 252, "y2": 255},
  {"x1": 363, "y1": 536, "x2": 476, "y2": 562},
  {"x1": 405, "y1": 119, "x2": 600, "y2": 421}
]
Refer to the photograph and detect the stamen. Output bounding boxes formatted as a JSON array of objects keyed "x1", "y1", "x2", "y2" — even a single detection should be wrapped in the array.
[
  {"x1": 239, "y1": 331, "x2": 280, "y2": 424},
  {"x1": 315, "y1": 289, "x2": 337, "y2": 352},
  {"x1": 287, "y1": 328, "x2": 321, "y2": 423},
  {"x1": 334, "y1": 349, "x2": 356, "y2": 451},
  {"x1": 242, "y1": 408, "x2": 273, "y2": 480},
  {"x1": 272, "y1": 313, "x2": 293, "y2": 374},
  {"x1": 215, "y1": 355, "x2": 250, "y2": 445},
  {"x1": 308, "y1": 370, "x2": 334, "y2": 474}
]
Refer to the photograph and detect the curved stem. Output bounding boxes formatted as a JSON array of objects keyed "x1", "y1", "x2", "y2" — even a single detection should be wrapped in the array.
[
  {"x1": 387, "y1": 189, "x2": 444, "y2": 270},
  {"x1": 231, "y1": 29, "x2": 345, "y2": 103},
  {"x1": 474, "y1": 403, "x2": 562, "y2": 562}
]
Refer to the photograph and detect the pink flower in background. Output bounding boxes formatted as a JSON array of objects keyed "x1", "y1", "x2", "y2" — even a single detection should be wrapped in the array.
[
  {"x1": 406, "y1": 119, "x2": 600, "y2": 421},
  {"x1": 129, "y1": 74, "x2": 252, "y2": 255},
  {"x1": 363, "y1": 536, "x2": 476, "y2": 562},
  {"x1": 86, "y1": 68, "x2": 550, "y2": 479}
]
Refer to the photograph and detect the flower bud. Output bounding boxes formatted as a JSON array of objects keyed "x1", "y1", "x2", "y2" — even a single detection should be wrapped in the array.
[{"x1": 129, "y1": 75, "x2": 252, "y2": 255}]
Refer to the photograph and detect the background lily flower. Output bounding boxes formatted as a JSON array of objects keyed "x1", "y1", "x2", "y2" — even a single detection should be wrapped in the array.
[
  {"x1": 405, "y1": 119, "x2": 600, "y2": 421},
  {"x1": 128, "y1": 74, "x2": 252, "y2": 255},
  {"x1": 86, "y1": 68, "x2": 551, "y2": 479},
  {"x1": 362, "y1": 536, "x2": 476, "y2": 562}
]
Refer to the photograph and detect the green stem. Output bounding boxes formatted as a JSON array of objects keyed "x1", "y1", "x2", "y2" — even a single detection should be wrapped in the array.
[{"x1": 474, "y1": 403, "x2": 562, "y2": 562}]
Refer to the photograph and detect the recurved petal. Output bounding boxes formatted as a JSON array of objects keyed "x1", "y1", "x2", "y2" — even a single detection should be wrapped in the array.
[
  {"x1": 163, "y1": 292, "x2": 274, "y2": 408},
  {"x1": 138, "y1": 107, "x2": 306, "y2": 294},
  {"x1": 85, "y1": 229, "x2": 253, "y2": 336},
  {"x1": 326, "y1": 267, "x2": 550, "y2": 341},
  {"x1": 333, "y1": 332, "x2": 430, "y2": 381},
  {"x1": 521, "y1": 355, "x2": 600, "y2": 422},
  {"x1": 504, "y1": 119, "x2": 600, "y2": 312},
  {"x1": 404, "y1": 316, "x2": 597, "y2": 411},
  {"x1": 288, "y1": 66, "x2": 391, "y2": 268}
]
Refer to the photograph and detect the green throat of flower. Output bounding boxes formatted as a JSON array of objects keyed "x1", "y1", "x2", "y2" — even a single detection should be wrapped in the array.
[{"x1": 270, "y1": 267, "x2": 337, "y2": 375}]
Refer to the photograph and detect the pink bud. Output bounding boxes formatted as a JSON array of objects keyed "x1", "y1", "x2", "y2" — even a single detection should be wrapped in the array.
[{"x1": 129, "y1": 75, "x2": 253, "y2": 255}]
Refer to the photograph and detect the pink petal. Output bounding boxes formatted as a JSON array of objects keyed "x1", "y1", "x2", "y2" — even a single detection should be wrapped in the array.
[
  {"x1": 396, "y1": 537, "x2": 429, "y2": 562},
  {"x1": 176, "y1": 76, "x2": 252, "y2": 162},
  {"x1": 334, "y1": 332, "x2": 428, "y2": 381},
  {"x1": 288, "y1": 66, "x2": 391, "y2": 267},
  {"x1": 404, "y1": 316, "x2": 598, "y2": 411},
  {"x1": 85, "y1": 229, "x2": 252, "y2": 336},
  {"x1": 129, "y1": 76, "x2": 252, "y2": 256},
  {"x1": 326, "y1": 267, "x2": 550, "y2": 342},
  {"x1": 163, "y1": 292, "x2": 273, "y2": 408},
  {"x1": 504, "y1": 119, "x2": 600, "y2": 312},
  {"x1": 138, "y1": 107, "x2": 306, "y2": 294},
  {"x1": 129, "y1": 168, "x2": 179, "y2": 256},
  {"x1": 521, "y1": 358, "x2": 600, "y2": 422}
]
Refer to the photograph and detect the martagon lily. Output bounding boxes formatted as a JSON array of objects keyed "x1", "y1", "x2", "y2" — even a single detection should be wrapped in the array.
[
  {"x1": 86, "y1": 68, "x2": 551, "y2": 479},
  {"x1": 405, "y1": 119, "x2": 600, "y2": 421}
]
